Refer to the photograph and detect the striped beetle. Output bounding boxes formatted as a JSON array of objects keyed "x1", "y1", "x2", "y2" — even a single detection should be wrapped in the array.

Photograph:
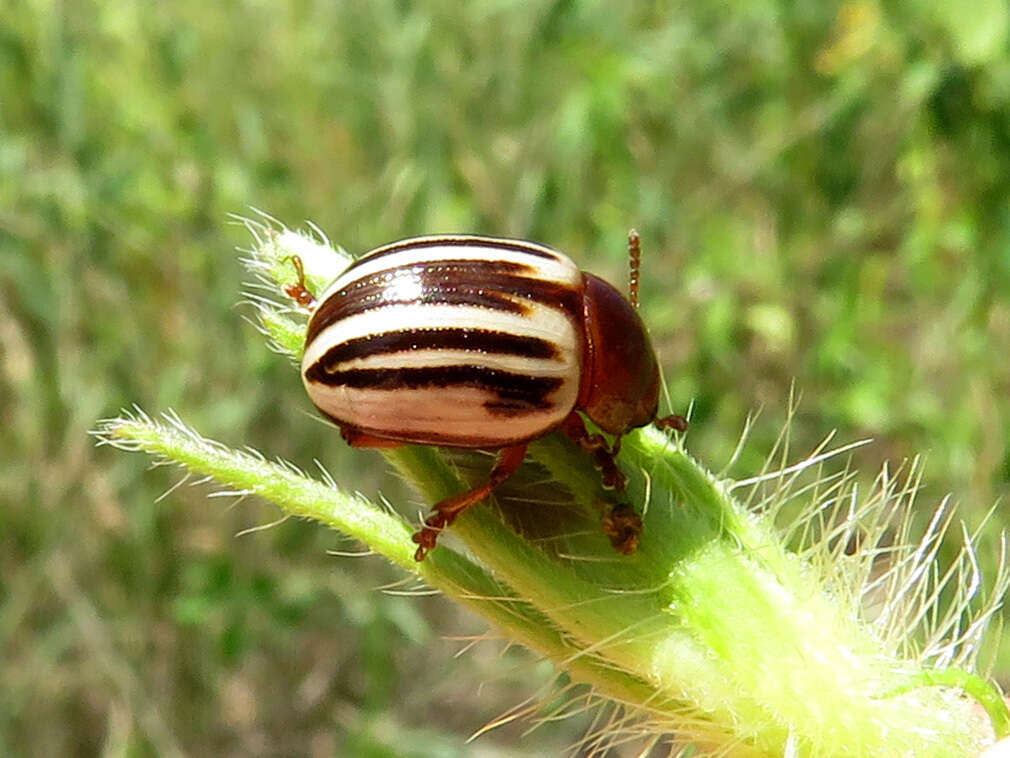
[{"x1": 288, "y1": 232, "x2": 686, "y2": 560}]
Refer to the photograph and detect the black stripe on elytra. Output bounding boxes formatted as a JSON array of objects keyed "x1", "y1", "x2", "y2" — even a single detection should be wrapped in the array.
[
  {"x1": 342, "y1": 236, "x2": 565, "y2": 275},
  {"x1": 317, "y1": 328, "x2": 560, "y2": 369},
  {"x1": 304, "y1": 364, "x2": 563, "y2": 409},
  {"x1": 306, "y1": 259, "x2": 583, "y2": 347}
]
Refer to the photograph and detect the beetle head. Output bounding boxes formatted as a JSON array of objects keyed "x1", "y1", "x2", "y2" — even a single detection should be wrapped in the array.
[{"x1": 578, "y1": 273, "x2": 661, "y2": 436}]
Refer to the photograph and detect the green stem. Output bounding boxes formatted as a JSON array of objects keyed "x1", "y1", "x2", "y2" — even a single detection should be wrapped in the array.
[
  {"x1": 881, "y1": 669, "x2": 1010, "y2": 739},
  {"x1": 96, "y1": 415, "x2": 696, "y2": 725},
  {"x1": 384, "y1": 446, "x2": 673, "y2": 667}
]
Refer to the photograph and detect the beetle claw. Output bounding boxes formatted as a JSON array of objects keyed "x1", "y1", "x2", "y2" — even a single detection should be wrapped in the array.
[
  {"x1": 411, "y1": 513, "x2": 447, "y2": 561},
  {"x1": 282, "y1": 255, "x2": 316, "y2": 307},
  {"x1": 602, "y1": 504, "x2": 643, "y2": 555}
]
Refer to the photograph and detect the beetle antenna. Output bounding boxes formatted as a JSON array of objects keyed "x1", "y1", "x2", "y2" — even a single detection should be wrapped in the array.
[{"x1": 627, "y1": 229, "x2": 641, "y2": 309}]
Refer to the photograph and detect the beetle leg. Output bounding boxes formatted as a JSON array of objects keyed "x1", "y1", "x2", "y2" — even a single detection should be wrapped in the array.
[
  {"x1": 560, "y1": 413, "x2": 627, "y2": 491},
  {"x1": 602, "y1": 503, "x2": 643, "y2": 555},
  {"x1": 340, "y1": 426, "x2": 406, "y2": 449},
  {"x1": 561, "y1": 414, "x2": 644, "y2": 555},
  {"x1": 654, "y1": 414, "x2": 689, "y2": 433},
  {"x1": 412, "y1": 444, "x2": 527, "y2": 561},
  {"x1": 283, "y1": 255, "x2": 317, "y2": 308}
]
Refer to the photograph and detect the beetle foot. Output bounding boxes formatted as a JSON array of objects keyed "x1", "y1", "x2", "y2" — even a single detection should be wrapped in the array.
[
  {"x1": 412, "y1": 512, "x2": 448, "y2": 561},
  {"x1": 282, "y1": 255, "x2": 316, "y2": 307},
  {"x1": 654, "y1": 414, "x2": 688, "y2": 433},
  {"x1": 602, "y1": 504, "x2": 643, "y2": 555}
]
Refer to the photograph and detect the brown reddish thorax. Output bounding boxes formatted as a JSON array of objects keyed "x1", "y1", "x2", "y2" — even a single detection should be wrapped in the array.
[{"x1": 577, "y1": 273, "x2": 661, "y2": 436}]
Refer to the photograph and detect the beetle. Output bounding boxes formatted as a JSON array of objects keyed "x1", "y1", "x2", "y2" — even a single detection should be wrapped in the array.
[{"x1": 287, "y1": 232, "x2": 686, "y2": 560}]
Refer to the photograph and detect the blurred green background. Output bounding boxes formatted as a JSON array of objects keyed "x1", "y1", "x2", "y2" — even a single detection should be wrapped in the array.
[{"x1": 4, "y1": 0, "x2": 1010, "y2": 755}]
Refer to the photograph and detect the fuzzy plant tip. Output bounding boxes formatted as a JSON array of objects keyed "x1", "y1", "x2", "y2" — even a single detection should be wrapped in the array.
[{"x1": 94, "y1": 217, "x2": 1010, "y2": 757}]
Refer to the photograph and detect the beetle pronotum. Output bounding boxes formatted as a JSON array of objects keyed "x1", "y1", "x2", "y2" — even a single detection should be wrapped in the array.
[{"x1": 288, "y1": 232, "x2": 686, "y2": 560}]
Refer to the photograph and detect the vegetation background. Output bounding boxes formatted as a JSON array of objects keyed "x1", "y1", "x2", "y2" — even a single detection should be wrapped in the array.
[{"x1": 4, "y1": 0, "x2": 1010, "y2": 755}]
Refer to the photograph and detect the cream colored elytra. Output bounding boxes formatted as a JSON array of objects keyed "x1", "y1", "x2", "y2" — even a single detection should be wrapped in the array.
[{"x1": 301, "y1": 236, "x2": 584, "y2": 447}]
